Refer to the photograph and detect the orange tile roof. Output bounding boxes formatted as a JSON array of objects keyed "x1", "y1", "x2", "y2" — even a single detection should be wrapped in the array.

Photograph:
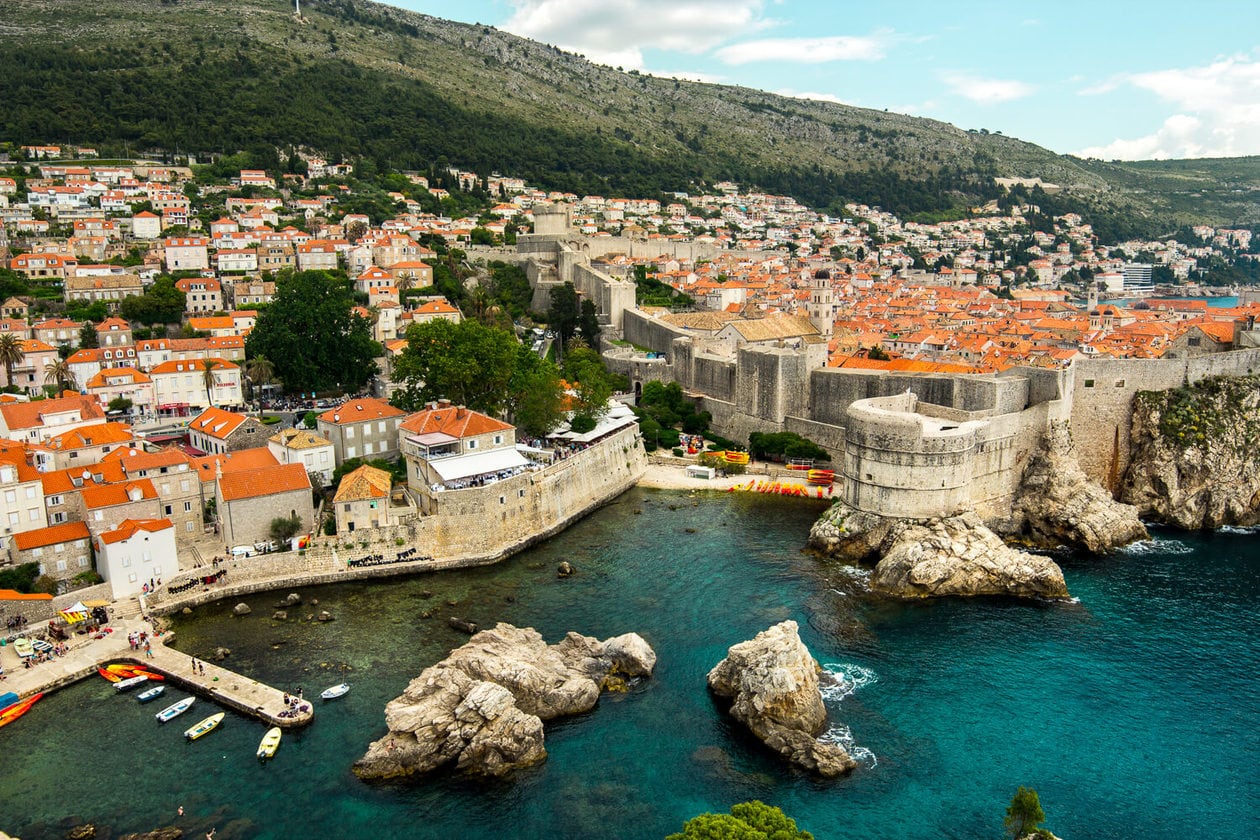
[
  {"x1": 81, "y1": 478, "x2": 157, "y2": 509},
  {"x1": 332, "y1": 464, "x2": 391, "y2": 503},
  {"x1": 45, "y1": 421, "x2": 136, "y2": 451},
  {"x1": 40, "y1": 461, "x2": 128, "y2": 495},
  {"x1": 0, "y1": 589, "x2": 53, "y2": 602},
  {"x1": 218, "y1": 462, "x2": 310, "y2": 502},
  {"x1": 317, "y1": 398, "x2": 403, "y2": 425},
  {"x1": 399, "y1": 404, "x2": 512, "y2": 438},
  {"x1": 0, "y1": 395, "x2": 106, "y2": 430},
  {"x1": 188, "y1": 406, "x2": 248, "y2": 439},
  {"x1": 12, "y1": 521, "x2": 91, "y2": 551},
  {"x1": 98, "y1": 517, "x2": 173, "y2": 545},
  {"x1": 192, "y1": 447, "x2": 279, "y2": 481}
]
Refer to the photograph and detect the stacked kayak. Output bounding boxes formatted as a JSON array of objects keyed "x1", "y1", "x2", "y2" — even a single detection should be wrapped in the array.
[{"x1": 0, "y1": 693, "x2": 43, "y2": 729}]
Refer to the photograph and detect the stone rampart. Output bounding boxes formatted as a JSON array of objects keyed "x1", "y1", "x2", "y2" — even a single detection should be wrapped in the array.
[
  {"x1": 5, "y1": 582, "x2": 116, "y2": 624},
  {"x1": 1070, "y1": 348, "x2": 1260, "y2": 489}
]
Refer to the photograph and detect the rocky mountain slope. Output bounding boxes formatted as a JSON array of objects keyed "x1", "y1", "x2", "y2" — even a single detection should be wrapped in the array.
[{"x1": 3, "y1": 0, "x2": 1257, "y2": 227}]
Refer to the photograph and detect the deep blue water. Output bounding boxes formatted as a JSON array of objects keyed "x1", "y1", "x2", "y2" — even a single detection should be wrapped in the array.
[{"x1": 0, "y1": 489, "x2": 1256, "y2": 840}]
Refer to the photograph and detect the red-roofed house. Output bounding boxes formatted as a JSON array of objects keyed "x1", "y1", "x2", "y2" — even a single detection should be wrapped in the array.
[
  {"x1": 409, "y1": 298, "x2": 463, "y2": 326},
  {"x1": 81, "y1": 478, "x2": 160, "y2": 533},
  {"x1": 83, "y1": 368, "x2": 155, "y2": 417},
  {"x1": 215, "y1": 462, "x2": 313, "y2": 547},
  {"x1": 186, "y1": 406, "x2": 270, "y2": 454},
  {"x1": 175, "y1": 277, "x2": 224, "y2": 314},
  {"x1": 315, "y1": 398, "x2": 406, "y2": 465},
  {"x1": 94, "y1": 518, "x2": 177, "y2": 598},
  {"x1": 398, "y1": 400, "x2": 525, "y2": 505},
  {"x1": 332, "y1": 464, "x2": 394, "y2": 533},
  {"x1": 0, "y1": 449, "x2": 47, "y2": 551},
  {"x1": 150, "y1": 358, "x2": 243, "y2": 412},
  {"x1": 8, "y1": 521, "x2": 92, "y2": 587},
  {"x1": 0, "y1": 394, "x2": 106, "y2": 445},
  {"x1": 45, "y1": 421, "x2": 138, "y2": 471}
]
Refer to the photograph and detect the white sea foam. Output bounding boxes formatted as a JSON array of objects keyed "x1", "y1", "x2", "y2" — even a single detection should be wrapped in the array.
[
  {"x1": 1217, "y1": 525, "x2": 1260, "y2": 535},
  {"x1": 1118, "y1": 538, "x2": 1194, "y2": 556},
  {"x1": 820, "y1": 663, "x2": 878, "y2": 702},
  {"x1": 818, "y1": 722, "x2": 878, "y2": 768}
]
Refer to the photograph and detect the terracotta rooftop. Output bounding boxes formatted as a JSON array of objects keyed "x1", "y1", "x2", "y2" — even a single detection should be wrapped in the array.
[
  {"x1": 317, "y1": 398, "x2": 404, "y2": 425},
  {"x1": 218, "y1": 462, "x2": 310, "y2": 502},
  {"x1": 332, "y1": 464, "x2": 391, "y2": 503},
  {"x1": 98, "y1": 518, "x2": 173, "y2": 545},
  {"x1": 0, "y1": 395, "x2": 105, "y2": 431},
  {"x1": 12, "y1": 521, "x2": 91, "y2": 551},
  {"x1": 399, "y1": 403, "x2": 512, "y2": 438},
  {"x1": 81, "y1": 478, "x2": 157, "y2": 510}
]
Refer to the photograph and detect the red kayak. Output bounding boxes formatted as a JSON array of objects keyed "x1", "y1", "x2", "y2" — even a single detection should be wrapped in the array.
[{"x1": 0, "y1": 693, "x2": 43, "y2": 729}]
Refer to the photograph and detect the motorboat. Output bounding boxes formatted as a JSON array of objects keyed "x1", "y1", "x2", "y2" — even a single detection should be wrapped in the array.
[
  {"x1": 136, "y1": 685, "x2": 166, "y2": 703},
  {"x1": 257, "y1": 727, "x2": 282, "y2": 760},
  {"x1": 320, "y1": 683, "x2": 350, "y2": 700},
  {"x1": 11, "y1": 638, "x2": 33, "y2": 659},
  {"x1": 184, "y1": 711, "x2": 225, "y2": 740},
  {"x1": 156, "y1": 696, "x2": 195, "y2": 722},
  {"x1": 114, "y1": 675, "x2": 149, "y2": 692}
]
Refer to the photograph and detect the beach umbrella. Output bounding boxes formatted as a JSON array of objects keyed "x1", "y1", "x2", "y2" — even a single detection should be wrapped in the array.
[{"x1": 59, "y1": 601, "x2": 89, "y2": 623}]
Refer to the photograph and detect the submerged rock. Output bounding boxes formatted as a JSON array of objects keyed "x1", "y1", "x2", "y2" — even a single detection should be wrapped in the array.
[
  {"x1": 231, "y1": 603, "x2": 251, "y2": 617},
  {"x1": 707, "y1": 621, "x2": 855, "y2": 777},
  {"x1": 353, "y1": 623, "x2": 655, "y2": 780},
  {"x1": 1013, "y1": 421, "x2": 1146, "y2": 552},
  {"x1": 871, "y1": 513, "x2": 1068, "y2": 600}
]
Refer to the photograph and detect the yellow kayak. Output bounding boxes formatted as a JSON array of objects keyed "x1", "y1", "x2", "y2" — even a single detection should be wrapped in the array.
[
  {"x1": 184, "y1": 712, "x2": 225, "y2": 740},
  {"x1": 257, "y1": 726, "x2": 282, "y2": 760}
]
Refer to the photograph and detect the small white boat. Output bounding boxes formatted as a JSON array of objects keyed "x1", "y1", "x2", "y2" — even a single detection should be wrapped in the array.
[
  {"x1": 156, "y1": 696, "x2": 194, "y2": 722},
  {"x1": 320, "y1": 683, "x2": 350, "y2": 700},
  {"x1": 114, "y1": 675, "x2": 149, "y2": 692},
  {"x1": 184, "y1": 711, "x2": 225, "y2": 740},
  {"x1": 257, "y1": 727, "x2": 282, "y2": 760},
  {"x1": 136, "y1": 685, "x2": 166, "y2": 703}
]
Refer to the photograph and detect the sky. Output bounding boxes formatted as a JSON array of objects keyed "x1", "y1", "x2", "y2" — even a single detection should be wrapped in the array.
[{"x1": 386, "y1": 0, "x2": 1260, "y2": 161}]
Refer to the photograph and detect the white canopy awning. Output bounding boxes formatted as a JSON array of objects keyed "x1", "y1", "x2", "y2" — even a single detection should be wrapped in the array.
[{"x1": 431, "y1": 447, "x2": 532, "y2": 483}]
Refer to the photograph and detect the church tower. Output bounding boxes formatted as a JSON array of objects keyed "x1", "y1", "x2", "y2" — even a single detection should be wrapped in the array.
[{"x1": 808, "y1": 268, "x2": 835, "y2": 337}]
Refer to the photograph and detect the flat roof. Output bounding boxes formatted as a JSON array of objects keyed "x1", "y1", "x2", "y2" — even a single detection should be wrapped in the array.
[{"x1": 431, "y1": 448, "x2": 531, "y2": 483}]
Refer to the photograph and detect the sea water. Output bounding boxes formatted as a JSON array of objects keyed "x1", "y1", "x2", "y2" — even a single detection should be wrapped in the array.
[{"x1": 0, "y1": 489, "x2": 1255, "y2": 839}]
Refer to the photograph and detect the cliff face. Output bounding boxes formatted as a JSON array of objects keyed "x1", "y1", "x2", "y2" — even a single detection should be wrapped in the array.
[
  {"x1": 1013, "y1": 421, "x2": 1148, "y2": 552},
  {"x1": 1121, "y1": 375, "x2": 1260, "y2": 529}
]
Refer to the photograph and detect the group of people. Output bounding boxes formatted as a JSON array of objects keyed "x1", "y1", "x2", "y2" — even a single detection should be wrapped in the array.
[
  {"x1": 127, "y1": 630, "x2": 153, "y2": 657},
  {"x1": 4, "y1": 613, "x2": 28, "y2": 631}
]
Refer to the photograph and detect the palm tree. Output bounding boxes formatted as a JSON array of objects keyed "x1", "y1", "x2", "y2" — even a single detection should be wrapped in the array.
[
  {"x1": 200, "y1": 358, "x2": 218, "y2": 409},
  {"x1": 43, "y1": 358, "x2": 77, "y2": 393},
  {"x1": 0, "y1": 333, "x2": 25, "y2": 391},
  {"x1": 245, "y1": 356, "x2": 276, "y2": 401}
]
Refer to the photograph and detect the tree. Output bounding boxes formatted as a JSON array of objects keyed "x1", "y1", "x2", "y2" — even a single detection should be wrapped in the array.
[
  {"x1": 0, "y1": 332, "x2": 25, "y2": 389},
  {"x1": 107, "y1": 396, "x2": 133, "y2": 414},
  {"x1": 666, "y1": 801, "x2": 813, "y2": 840},
  {"x1": 78, "y1": 321, "x2": 98, "y2": 349},
  {"x1": 119, "y1": 275, "x2": 186, "y2": 326},
  {"x1": 244, "y1": 355, "x2": 276, "y2": 400},
  {"x1": 269, "y1": 514, "x2": 303, "y2": 544},
  {"x1": 43, "y1": 357, "x2": 77, "y2": 392},
  {"x1": 548, "y1": 282, "x2": 580, "y2": 348},
  {"x1": 563, "y1": 346, "x2": 614, "y2": 424},
  {"x1": 507, "y1": 344, "x2": 565, "y2": 437},
  {"x1": 578, "y1": 298, "x2": 601, "y2": 345},
  {"x1": 200, "y1": 358, "x2": 218, "y2": 408},
  {"x1": 1005, "y1": 787, "x2": 1047, "y2": 839},
  {"x1": 390, "y1": 318, "x2": 520, "y2": 415},
  {"x1": 244, "y1": 270, "x2": 380, "y2": 394}
]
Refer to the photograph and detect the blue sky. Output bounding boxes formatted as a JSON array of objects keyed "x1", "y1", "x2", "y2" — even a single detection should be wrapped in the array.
[{"x1": 388, "y1": 0, "x2": 1260, "y2": 161}]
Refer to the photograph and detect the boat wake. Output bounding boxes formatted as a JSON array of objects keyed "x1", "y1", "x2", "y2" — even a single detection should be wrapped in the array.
[
  {"x1": 1118, "y1": 538, "x2": 1194, "y2": 556},
  {"x1": 818, "y1": 663, "x2": 878, "y2": 768}
]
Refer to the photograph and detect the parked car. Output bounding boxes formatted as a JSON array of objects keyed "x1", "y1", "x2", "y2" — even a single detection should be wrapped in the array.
[
  {"x1": 230, "y1": 545, "x2": 255, "y2": 558},
  {"x1": 253, "y1": 540, "x2": 278, "y2": 553}
]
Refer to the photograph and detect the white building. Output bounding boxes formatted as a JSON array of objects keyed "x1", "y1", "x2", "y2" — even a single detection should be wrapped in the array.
[{"x1": 94, "y1": 518, "x2": 177, "y2": 599}]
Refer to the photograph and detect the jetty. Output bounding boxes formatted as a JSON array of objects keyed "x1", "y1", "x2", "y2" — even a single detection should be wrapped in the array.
[{"x1": 0, "y1": 616, "x2": 312, "y2": 728}]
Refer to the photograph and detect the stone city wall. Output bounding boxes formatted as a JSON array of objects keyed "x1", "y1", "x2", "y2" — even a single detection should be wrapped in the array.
[
  {"x1": 1069, "y1": 347, "x2": 1260, "y2": 489},
  {"x1": 3, "y1": 581, "x2": 116, "y2": 624}
]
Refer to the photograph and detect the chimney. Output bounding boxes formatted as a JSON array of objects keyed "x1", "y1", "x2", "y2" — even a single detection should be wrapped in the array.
[
  {"x1": 456, "y1": 405, "x2": 466, "y2": 418},
  {"x1": 438, "y1": 398, "x2": 452, "y2": 408}
]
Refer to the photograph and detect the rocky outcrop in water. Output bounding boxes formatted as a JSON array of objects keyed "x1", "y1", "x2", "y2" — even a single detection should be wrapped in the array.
[
  {"x1": 810, "y1": 503, "x2": 1068, "y2": 600},
  {"x1": 353, "y1": 623, "x2": 655, "y2": 780},
  {"x1": 707, "y1": 621, "x2": 856, "y2": 777},
  {"x1": 1122, "y1": 376, "x2": 1260, "y2": 529},
  {"x1": 1013, "y1": 422, "x2": 1147, "y2": 552}
]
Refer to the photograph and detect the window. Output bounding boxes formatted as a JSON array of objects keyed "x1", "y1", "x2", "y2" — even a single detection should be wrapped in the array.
[
  {"x1": 4, "y1": 490, "x2": 14, "y2": 504},
  {"x1": 343, "y1": 504, "x2": 351, "y2": 512},
  {"x1": 377, "y1": 421, "x2": 385, "y2": 433},
  {"x1": 494, "y1": 435, "x2": 503, "y2": 445},
  {"x1": 51, "y1": 512, "x2": 65, "y2": 524},
  {"x1": 94, "y1": 511, "x2": 103, "y2": 521},
  {"x1": 186, "y1": 521, "x2": 194, "y2": 532},
  {"x1": 180, "y1": 479, "x2": 190, "y2": 492},
  {"x1": 184, "y1": 501, "x2": 193, "y2": 512},
  {"x1": 499, "y1": 496, "x2": 505, "y2": 505},
  {"x1": 56, "y1": 559, "x2": 67, "y2": 572},
  {"x1": 346, "y1": 446, "x2": 357, "y2": 458},
  {"x1": 345, "y1": 426, "x2": 355, "y2": 438},
  {"x1": 467, "y1": 440, "x2": 478, "y2": 450},
  {"x1": 1189, "y1": 337, "x2": 1201, "y2": 347},
  {"x1": 25, "y1": 486, "x2": 36, "y2": 499},
  {"x1": 54, "y1": 542, "x2": 64, "y2": 552},
  {"x1": 364, "y1": 442, "x2": 374, "y2": 455},
  {"x1": 518, "y1": 489, "x2": 525, "y2": 498},
  {"x1": 28, "y1": 509, "x2": 38, "y2": 521},
  {"x1": 32, "y1": 547, "x2": 43, "y2": 557},
  {"x1": 78, "y1": 557, "x2": 88, "y2": 567},
  {"x1": 8, "y1": 512, "x2": 18, "y2": 526},
  {"x1": 1083, "y1": 379, "x2": 1095, "y2": 388},
  {"x1": 1115, "y1": 380, "x2": 1126, "y2": 388},
  {"x1": 46, "y1": 495, "x2": 62, "y2": 506},
  {"x1": 164, "y1": 505, "x2": 173, "y2": 515}
]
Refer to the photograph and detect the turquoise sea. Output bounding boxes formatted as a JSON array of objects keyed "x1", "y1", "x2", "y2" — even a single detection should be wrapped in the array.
[{"x1": 1, "y1": 488, "x2": 1256, "y2": 839}]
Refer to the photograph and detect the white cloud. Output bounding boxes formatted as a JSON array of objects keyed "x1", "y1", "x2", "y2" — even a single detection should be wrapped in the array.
[
  {"x1": 941, "y1": 72, "x2": 1034, "y2": 105},
  {"x1": 714, "y1": 32, "x2": 892, "y2": 65},
  {"x1": 1074, "y1": 54, "x2": 1260, "y2": 159},
  {"x1": 775, "y1": 89, "x2": 850, "y2": 105},
  {"x1": 503, "y1": 0, "x2": 769, "y2": 70}
]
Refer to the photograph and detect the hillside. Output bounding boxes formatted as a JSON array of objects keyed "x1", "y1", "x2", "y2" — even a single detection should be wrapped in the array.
[{"x1": 1, "y1": 0, "x2": 1258, "y2": 233}]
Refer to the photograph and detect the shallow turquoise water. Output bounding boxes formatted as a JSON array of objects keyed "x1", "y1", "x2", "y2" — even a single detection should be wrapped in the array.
[{"x1": 0, "y1": 489, "x2": 1256, "y2": 839}]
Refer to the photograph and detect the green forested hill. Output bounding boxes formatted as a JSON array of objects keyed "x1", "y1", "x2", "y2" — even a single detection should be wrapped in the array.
[{"x1": 1, "y1": 0, "x2": 1258, "y2": 234}]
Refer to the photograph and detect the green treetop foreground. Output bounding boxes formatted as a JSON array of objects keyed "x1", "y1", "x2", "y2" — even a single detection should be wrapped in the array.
[{"x1": 666, "y1": 801, "x2": 814, "y2": 840}]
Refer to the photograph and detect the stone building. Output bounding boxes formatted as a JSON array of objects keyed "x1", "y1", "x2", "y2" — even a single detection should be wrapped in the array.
[
  {"x1": 9, "y1": 521, "x2": 92, "y2": 588},
  {"x1": 316, "y1": 398, "x2": 406, "y2": 465},
  {"x1": 80, "y1": 478, "x2": 160, "y2": 534},
  {"x1": 332, "y1": 464, "x2": 393, "y2": 534},
  {"x1": 268, "y1": 428, "x2": 336, "y2": 487},
  {"x1": 399, "y1": 401, "x2": 528, "y2": 512},
  {"x1": 215, "y1": 462, "x2": 313, "y2": 547},
  {"x1": 186, "y1": 407, "x2": 270, "y2": 454}
]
